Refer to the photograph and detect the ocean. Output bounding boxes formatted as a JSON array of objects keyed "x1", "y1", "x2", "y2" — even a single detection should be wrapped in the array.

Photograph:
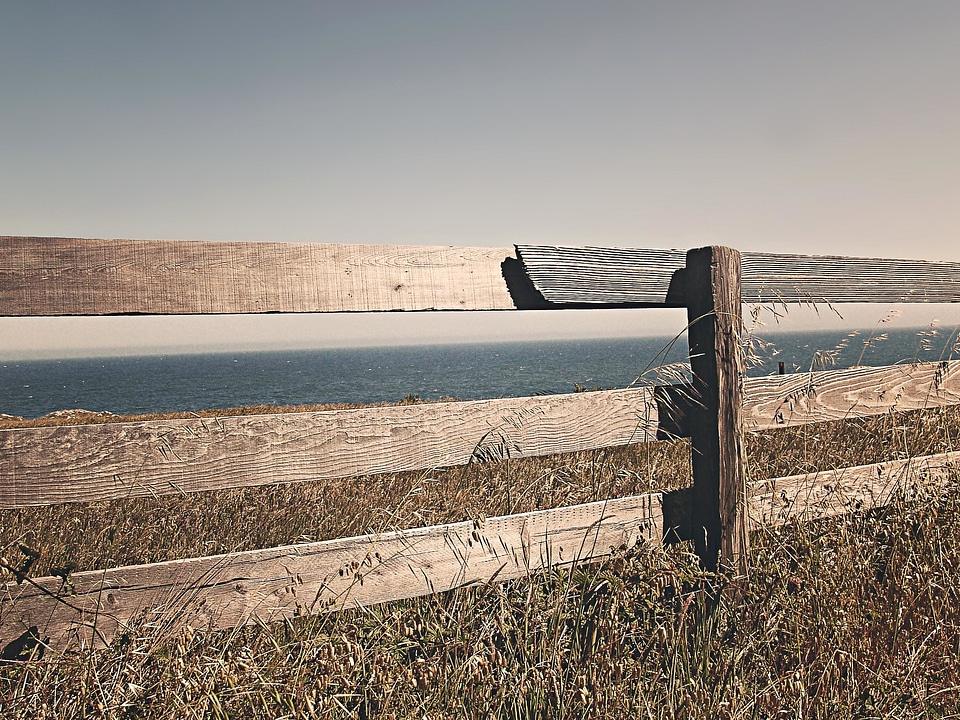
[{"x1": 2, "y1": 327, "x2": 958, "y2": 419}]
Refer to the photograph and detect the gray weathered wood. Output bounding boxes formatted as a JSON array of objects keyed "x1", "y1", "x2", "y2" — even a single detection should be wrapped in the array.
[
  {"x1": 515, "y1": 246, "x2": 688, "y2": 307},
  {"x1": 0, "y1": 494, "x2": 663, "y2": 650},
  {"x1": 750, "y1": 450, "x2": 960, "y2": 526},
  {"x1": 516, "y1": 245, "x2": 960, "y2": 305},
  {"x1": 0, "y1": 237, "x2": 517, "y2": 316},
  {"x1": 7, "y1": 238, "x2": 960, "y2": 316},
  {"x1": 740, "y1": 253, "x2": 960, "y2": 304},
  {"x1": 743, "y1": 360, "x2": 960, "y2": 430},
  {"x1": 685, "y1": 246, "x2": 749, "y2": 576},
  {"x1": 0, "y1": 389, "x2": 659, "y2": 508}
]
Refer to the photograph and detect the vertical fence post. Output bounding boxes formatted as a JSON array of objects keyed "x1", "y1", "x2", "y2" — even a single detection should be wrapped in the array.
[{"x1": 685, "y1": 246, "x2": 749, "y2": 577}]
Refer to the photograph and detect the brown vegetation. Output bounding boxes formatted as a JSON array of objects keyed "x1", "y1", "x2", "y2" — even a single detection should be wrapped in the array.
[{"x1": 0, "y1": 395, "x2": 441, "y2": 430}]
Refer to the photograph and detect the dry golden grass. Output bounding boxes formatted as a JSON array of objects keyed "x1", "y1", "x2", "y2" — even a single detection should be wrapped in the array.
[
  {"x1": 0, "y1": 394, "x2": 443, "y2": 430},
  {"x1": 0, "y1": 440, "x2": 689, "y2": 579},
  {"x1": 2, "y1": 403, "x2": 960, "y2": 717}
]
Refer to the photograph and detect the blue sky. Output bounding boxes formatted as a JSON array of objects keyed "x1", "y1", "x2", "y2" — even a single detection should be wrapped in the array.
[{"x1": 2, "y1": 2, "x2": 959, "y2": 357}]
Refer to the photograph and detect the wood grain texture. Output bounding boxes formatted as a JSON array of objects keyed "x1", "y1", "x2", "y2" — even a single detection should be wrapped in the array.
[
  {"x1": 0, "y1": 390, "x2": 659, "y2": 508},
  {"x1": 0, "y1": 494, "x2": 663, "y2": 650},
  {"x1": 685, "y1": 247, "x2": 749, "y2": 575},
  {"x1": 739, "y1": 253, "x2": 960, "y2": 304},
  {"x1": 0, "y1": 237, "x2": 517, "y2": 316},
  {"x1": 750, "y1": 450, "x2": 960, "y2": 527},
  {"x1": 515, "y1": 245, "x2": 688, "y2": 307},
  {"x1": 743, "y1": 361, "x2": 960, "y2": 430},
  {"x1": 8, "y1": 238, "x2": 959, "y2": 316},
  {"x1": 516, "y1": 245, "x2": 960, "y2": 305}
]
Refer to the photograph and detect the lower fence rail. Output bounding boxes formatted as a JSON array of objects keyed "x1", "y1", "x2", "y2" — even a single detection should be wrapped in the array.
[
  {"x1": 1, "y1": 494, "x2": 663, "y2": 651},
  {"x1": 4, "y1": 449, "x2": 959, "y2": 653}
]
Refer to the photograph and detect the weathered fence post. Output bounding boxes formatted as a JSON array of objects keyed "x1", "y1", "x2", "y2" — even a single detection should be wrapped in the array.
[{"x1": 685, "y1": 246, "x2": 749, "y2": 577}]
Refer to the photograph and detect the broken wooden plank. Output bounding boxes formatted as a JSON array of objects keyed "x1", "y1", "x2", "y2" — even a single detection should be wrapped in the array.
[{"x1": 8, "y1": 238, "x2": 959, "y2": 316}]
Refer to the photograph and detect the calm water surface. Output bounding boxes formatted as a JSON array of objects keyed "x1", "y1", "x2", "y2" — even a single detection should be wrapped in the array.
[{"x1": 2, "y1": 328, "x2": 957, "y2": 419}]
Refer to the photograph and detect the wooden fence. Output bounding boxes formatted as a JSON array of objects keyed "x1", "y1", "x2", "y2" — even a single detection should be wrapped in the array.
[{"x1": 2, "y1": 236, "x2": 960, "y2": 652}]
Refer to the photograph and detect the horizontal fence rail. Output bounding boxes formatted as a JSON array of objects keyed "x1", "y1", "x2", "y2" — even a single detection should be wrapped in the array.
[
  {"x1": 2, "y1": 361, "x2": 957, "y2": 509},
  {"x1": 0, "y1": 390, "x2": 658, "y2": 508},
  {"x1": 5, "y1": 237, "x2": 960, "y2": 317},
  {"x1": 1, "y1": 495, "x2": 663, "y2": 649},
  {"x1": 0, "y1": 237, "x2": 518, "y2": 316},
  {"x1": 750, "y1": 450, "x2": 960, "y2": 526},
  {"x1": 516, "y1": 245, "x2": 960, "y2": 305},
  {"x1": 742, "y1": 360, "x2": 960, "y2": 430}
]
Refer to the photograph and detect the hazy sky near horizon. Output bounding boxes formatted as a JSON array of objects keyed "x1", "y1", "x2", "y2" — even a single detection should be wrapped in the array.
[{"x1": 2, "y1": 1, "x2": 959, "y2": 358}]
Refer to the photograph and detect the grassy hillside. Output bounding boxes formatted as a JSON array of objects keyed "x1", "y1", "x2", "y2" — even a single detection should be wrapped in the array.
[{"x1": 2, "y1": 405, "x2": 960, "y2": 718}]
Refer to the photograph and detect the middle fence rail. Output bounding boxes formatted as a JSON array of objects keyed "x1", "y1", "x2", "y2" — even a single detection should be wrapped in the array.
[{"x1": 1, "y1": 237, "x2": 960, "y2": 651}]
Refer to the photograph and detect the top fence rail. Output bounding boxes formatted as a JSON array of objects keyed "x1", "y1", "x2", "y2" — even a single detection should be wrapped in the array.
[{"x1": 3, "y1": 237, "x2": 960, "y2": 317}]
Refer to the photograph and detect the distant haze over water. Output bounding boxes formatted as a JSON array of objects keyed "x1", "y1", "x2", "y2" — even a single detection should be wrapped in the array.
[{"x1": 2, "y1": 327, "x2": 958, "y2": 419}]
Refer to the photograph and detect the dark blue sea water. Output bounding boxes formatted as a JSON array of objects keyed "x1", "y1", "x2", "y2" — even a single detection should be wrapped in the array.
[{"x1": 2, "y1": 328, "x2": 958, "y2": 419}]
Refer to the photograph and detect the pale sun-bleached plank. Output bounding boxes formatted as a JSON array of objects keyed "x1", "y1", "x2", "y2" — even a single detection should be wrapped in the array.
[
  {"x1": 750, "y1": 450, "x2": 960, "y2": 526},
  {"x1": 0, "y1": 494, "x2": 663, "y2": 650},
  {"x1": 0, "y1": 389, "x2": 659, "y2": 508},
  {"x1": 743, "y1": 361, "x2": 960, "y2": 430},
  {"x1": 0, "y1": 237, "x2": 517, "y2": 315}
]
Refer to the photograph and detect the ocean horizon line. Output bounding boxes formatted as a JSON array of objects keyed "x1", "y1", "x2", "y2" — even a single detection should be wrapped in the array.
[{"x1": 3, "y1": 322, "x2": 954, "y2": 364}]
